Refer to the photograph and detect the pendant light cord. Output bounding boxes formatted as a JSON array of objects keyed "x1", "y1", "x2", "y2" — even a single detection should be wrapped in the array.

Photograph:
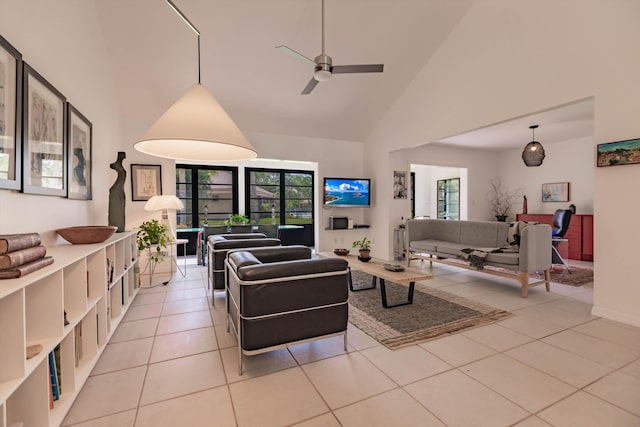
[
  {"x1": 166, "y1": 0, "x2": 201, "y2": 84},
  {"x1": 321, "y1": 0, "x2": 325, "y2": 55}
]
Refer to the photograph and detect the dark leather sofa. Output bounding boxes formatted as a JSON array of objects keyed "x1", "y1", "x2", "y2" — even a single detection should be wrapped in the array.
[
  {"x1": 207, "y1": 233, "x2": 281, "y2": 293},
  {"x1": 225, "y1": 246, "x2": 349, "y2": 374}
]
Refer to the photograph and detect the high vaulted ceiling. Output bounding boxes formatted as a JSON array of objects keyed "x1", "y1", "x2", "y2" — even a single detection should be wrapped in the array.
[
  {"x1": 95, "y1": 0, "x2": 593, "y2": 149},
  {"x1": 95, "y1": 0, "x2": 474, "y2": 142}
]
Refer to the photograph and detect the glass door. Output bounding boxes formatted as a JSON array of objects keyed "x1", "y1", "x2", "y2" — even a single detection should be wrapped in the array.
[{"x1": 437, "y1": 178, "x2": 460, "y2": 220}]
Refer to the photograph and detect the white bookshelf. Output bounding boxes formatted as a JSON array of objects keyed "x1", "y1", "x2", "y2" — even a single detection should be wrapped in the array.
[{"x1": 0, "y1": 230, "x2": 139, "y2": 427}]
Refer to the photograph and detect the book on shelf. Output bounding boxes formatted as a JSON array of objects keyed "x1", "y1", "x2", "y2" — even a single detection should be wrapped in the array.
[
  {"x1": 53, "y1": 344, "x2": 62, "y2": 393},
  {"x1": 0, "y1": 245, "x2": 47, "y2": 269},
  {"x1": 49, "y1": 366, "x2": 54, "y2": 409},
  {"x1": 0, "y1": 256, "x2": 54, "y2": 279},
  {"x1": 48, "y1": 351, "x2": 59, "y2": 401},
  {"x1": 74, "y1": 323, "x2": 83, "y2": 367},
  {"x1": 0, "y1": 232, "x2": 41, "y2": 255}
]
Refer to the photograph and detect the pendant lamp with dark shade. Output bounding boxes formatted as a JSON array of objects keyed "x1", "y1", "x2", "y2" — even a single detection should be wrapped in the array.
[
  {"x1": 134, "y1": 0, "x2": 257, "y2": 162},
  {"x1": 522, "y1": 125, "x2": 545, "y2": 167}
]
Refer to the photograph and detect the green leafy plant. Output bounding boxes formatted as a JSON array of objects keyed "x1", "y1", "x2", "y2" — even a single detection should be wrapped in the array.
[
  {"x1": 224, "y1": 214, "x2": 250, "y2": 226},
  {"x1": 352, "y1": 237, "x2": 372, "y2": 251},
  {"x1": 137, "y1": 219, "x2": 170, "y2": 263}
]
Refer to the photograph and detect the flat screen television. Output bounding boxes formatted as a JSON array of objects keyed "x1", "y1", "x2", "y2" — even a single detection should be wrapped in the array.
[{"x1": 323, "y1": 177, "x2": 371, "y2": 207}]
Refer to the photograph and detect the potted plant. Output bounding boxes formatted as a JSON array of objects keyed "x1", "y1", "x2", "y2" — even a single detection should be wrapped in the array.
[
  {"x1": 352, "y1": 237, "x2": 372, "y2": 260},
  {"x1": 224, "y1": 213, "x2": 250, "y2": 226},
  {"x1": 137, "y1": 219, "x2": 171, "y2": 263},
  {"x1": 487, "y1": 177, "x2": 522, "y2": 222},
  {"x1": 224, "y1": 213, "x2": 251, "y2": 232}
]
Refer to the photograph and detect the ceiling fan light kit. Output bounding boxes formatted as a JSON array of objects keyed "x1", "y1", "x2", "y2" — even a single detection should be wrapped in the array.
[
  {"x1": 134, "y1": 0, "x2": 257, "y2": 162},
  {"x1": 277, "y1": 0, "x2": 384, "y2": 94},
  {"x1": 522, "y1": 124, "x2": 545, "y2": 167}
]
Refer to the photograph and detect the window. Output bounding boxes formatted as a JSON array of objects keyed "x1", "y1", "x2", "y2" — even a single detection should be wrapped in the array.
[
  {"x1": 176, "y1": 165, "x2": 238, "y2": 228},
  {"x1": 437, "y1": 178, "x2": 460, "y2": 220},
  {"x1": 245, "y1": 168, "x2": 314, "y2": 246}
]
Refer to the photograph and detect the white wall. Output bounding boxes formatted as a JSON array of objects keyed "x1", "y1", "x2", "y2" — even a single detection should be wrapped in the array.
[
  {"x1": 0, "y1": 0, "x2": 123, "y2": 246},
  {"x1": 498, "y1": 136, "x2": 594, "y2": 215},
  {"x1": 365, "y1": 0, "x2": 640, "y2": 326}
]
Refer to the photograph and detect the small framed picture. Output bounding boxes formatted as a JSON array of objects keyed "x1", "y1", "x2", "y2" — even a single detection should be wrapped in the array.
[
  {"x1": 131, "y1": 164, "x2": 162, "y2": 201},
  {"x1": 0, "y1": 35, "x2": 23, "y2": 190},
  {"x1": 22, "y1": 62, "x2": 67, "y2": 196},
  {"x1": 541, "y1": 182, "x2": 570, "y2": 202},
  {"x1": 393, "y1": 170, "x2": 407, "y2": 199},
  {"x1": 67, "y1": 104, "x2": 92, "y2": 199},
  {"x1": 596, "y1": 137, "x2": 640, "y2": 167}
]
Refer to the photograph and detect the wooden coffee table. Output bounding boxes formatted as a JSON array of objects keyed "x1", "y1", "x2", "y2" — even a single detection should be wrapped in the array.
[{"x1": 318, "y1": 252, "x2": 433, "y2": 308}]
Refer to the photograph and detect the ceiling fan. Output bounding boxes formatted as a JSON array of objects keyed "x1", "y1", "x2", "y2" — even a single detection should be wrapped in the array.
[{"x1": 276, "y1": 0, "x2": 384, "y2": 95}]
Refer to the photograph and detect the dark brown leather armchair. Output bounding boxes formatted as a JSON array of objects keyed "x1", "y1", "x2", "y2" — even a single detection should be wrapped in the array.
[
  {"x1": 226, "y1": 246, "x2": 349, "y2": 374},
  {"x1": 207, "y1": 233, "x2": 281, "y2": 293}
]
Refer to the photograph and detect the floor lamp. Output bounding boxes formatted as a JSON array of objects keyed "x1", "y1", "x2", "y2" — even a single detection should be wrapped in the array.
[
  {"x1": 144, "y1": 195, "x2": 184, "y2": 238},
  {"x1": 143, "y1": 195, "x2": 186, "y2": 286}
]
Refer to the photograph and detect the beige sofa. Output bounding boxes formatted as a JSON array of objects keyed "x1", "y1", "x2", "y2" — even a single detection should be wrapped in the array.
[{"x1": 405, "y1": 219, "x2": 552, "y2": 297}]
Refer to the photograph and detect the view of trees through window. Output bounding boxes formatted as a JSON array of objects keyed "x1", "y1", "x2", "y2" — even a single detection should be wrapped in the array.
[
  {"x1": 246, "y1": 168, "x2": 314, "y2": 226},
  {"x1": 176, "y1": 165, "x2": 238, "y2": 228}
]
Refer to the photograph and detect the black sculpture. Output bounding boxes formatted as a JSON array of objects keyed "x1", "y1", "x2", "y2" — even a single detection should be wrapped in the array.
[
  {"x1": 108, "y1": 151, "x2": 126, "y2": 232},
  {"x1": 73, "y1": 148, "x2": 87, "y2": 186}
]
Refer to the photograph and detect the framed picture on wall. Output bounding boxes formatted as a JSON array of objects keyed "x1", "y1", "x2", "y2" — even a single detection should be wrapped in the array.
[
  {"x1": 541, "y1": 182, "x2": 570, "y2": 202},
  {"x1": 131, "y1": 163, "x2": 162, "y2": 201},
  {"x1": 393, "y1": 170, "x2": 407, "y2": 199},
  {"x1": 0, "y1": 35, "x2": 23, "y2": 191},
  {"x1": 596, "y1": 137, "x2": 640, "y2": 167},
  {"x1": 67, "y1": 103, "x2": 92, "y2": 199},
  {"x1": 22, "y1": 62, "x2": 67, "y2": 196}
]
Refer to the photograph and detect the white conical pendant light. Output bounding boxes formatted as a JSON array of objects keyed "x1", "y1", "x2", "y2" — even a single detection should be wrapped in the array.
[{"x1": 134, "y1": 0, "x2": 257, "y2": 162}]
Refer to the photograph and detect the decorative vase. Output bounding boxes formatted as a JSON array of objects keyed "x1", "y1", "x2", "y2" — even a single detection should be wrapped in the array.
[
  {"x1": 358, "y1": 249, "x2": 370, "y2": 259},
  {"x1": 108, "y1": 151, "x2": 127, "y2": 232},
  {"x1": 495, "y1": 215, "x2": 508, "y2": 222},
  {"x1": 523, "y1": 195, "x2": 528, "y2": 214}
]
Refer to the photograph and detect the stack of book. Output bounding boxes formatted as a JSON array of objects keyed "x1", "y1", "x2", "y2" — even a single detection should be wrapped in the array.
[{"x1": 0, "y1": 233, "x2": 54, "y2": 279}]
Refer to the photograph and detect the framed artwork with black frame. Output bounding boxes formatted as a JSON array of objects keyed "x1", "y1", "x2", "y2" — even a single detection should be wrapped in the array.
[
  {"x1": 67, "y1": 103, "x2": 92, "y2": 199},
  {"x1": 0, "y1": 35, "x2": 23, "y2": 190},
  {"x1": 22, "y1": 62, "x2": 67, "y2": 196},
  {"x1": 131, "y1": 163, "x2": 162, "y2": 201}
]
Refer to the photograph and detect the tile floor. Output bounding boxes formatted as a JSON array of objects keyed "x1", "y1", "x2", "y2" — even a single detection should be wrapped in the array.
[{"x1": 63, "y1": 258, "x2": 640, "y2": 427}]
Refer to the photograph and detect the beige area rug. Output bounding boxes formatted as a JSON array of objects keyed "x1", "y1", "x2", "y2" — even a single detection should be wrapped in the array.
[{"x1": 348, "y1": 271, "x2": 512, "y2": 350}]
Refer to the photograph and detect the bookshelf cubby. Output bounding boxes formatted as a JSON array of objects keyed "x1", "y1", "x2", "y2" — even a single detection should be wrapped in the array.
[{"x1": 0, "y1": 230, "x2": 139, "y2": 427}]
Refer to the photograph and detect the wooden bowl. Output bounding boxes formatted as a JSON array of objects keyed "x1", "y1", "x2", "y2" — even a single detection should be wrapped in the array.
[
  {"x1": 57, "y1": 226, "x2": 118, "y2": 244},
  {"x1": 333, "y1": 248, "x2": 350, "y2": 256}
]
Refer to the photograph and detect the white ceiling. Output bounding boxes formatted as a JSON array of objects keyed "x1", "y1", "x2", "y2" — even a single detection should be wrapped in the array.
[
  {"x1": 95, "y1": 0, "x2": 593, "y2": 148},
  {"x1": 434, "y1": 98, "x2": 594, "y2": 151}
]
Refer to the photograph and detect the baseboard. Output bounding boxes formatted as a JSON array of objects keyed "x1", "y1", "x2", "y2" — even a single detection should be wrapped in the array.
[{"x1": 591, "y1": 305, "x2": 640, "y2": 328}]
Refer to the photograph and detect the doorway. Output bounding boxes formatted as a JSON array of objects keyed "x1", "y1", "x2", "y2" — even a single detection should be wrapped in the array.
[{"x1": 410, "y1": 164, "x2": 468, "y2": 220}]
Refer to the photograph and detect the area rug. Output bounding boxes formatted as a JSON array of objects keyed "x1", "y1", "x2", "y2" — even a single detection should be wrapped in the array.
[
  {"x1": 348, "y1": 271, "x2": 512, "y2": 349},
  {"x1": 439, "y1": 258, "x2": 593, "y2": 287},
  {"x1": 530, "y1": 266, "x2": 593, "y2": 286}
]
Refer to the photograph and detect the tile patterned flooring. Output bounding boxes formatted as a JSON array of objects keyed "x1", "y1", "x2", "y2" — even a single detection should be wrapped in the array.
[{"x1": 62, "y1": 258, "x2": 640, "y2": 426}]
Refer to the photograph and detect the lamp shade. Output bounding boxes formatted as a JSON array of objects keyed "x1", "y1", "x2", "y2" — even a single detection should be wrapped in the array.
[
  {"x1": 134, "y1": 84, "x2": 257, "y2": 162},
  {"x1": 522, "y1": 141, "x2": 545, "y2": 166},
  {"x1": 144, "y1": 195, "x2": 185, "y2": 212},
  {"x1": 522, "y1": 125, "x2": 545, "y2": 167}
]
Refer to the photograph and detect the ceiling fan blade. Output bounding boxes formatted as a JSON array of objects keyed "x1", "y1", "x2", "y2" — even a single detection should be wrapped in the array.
[
  {"x1": 301, "y1": 77, "x2": 319, "y2": 95},
  {"x1": 331, "y1": 64, "x2": 384, "y2": 74},
  {"x1": 275, "y1": 45, "x2": 316, "y2": 67}
]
